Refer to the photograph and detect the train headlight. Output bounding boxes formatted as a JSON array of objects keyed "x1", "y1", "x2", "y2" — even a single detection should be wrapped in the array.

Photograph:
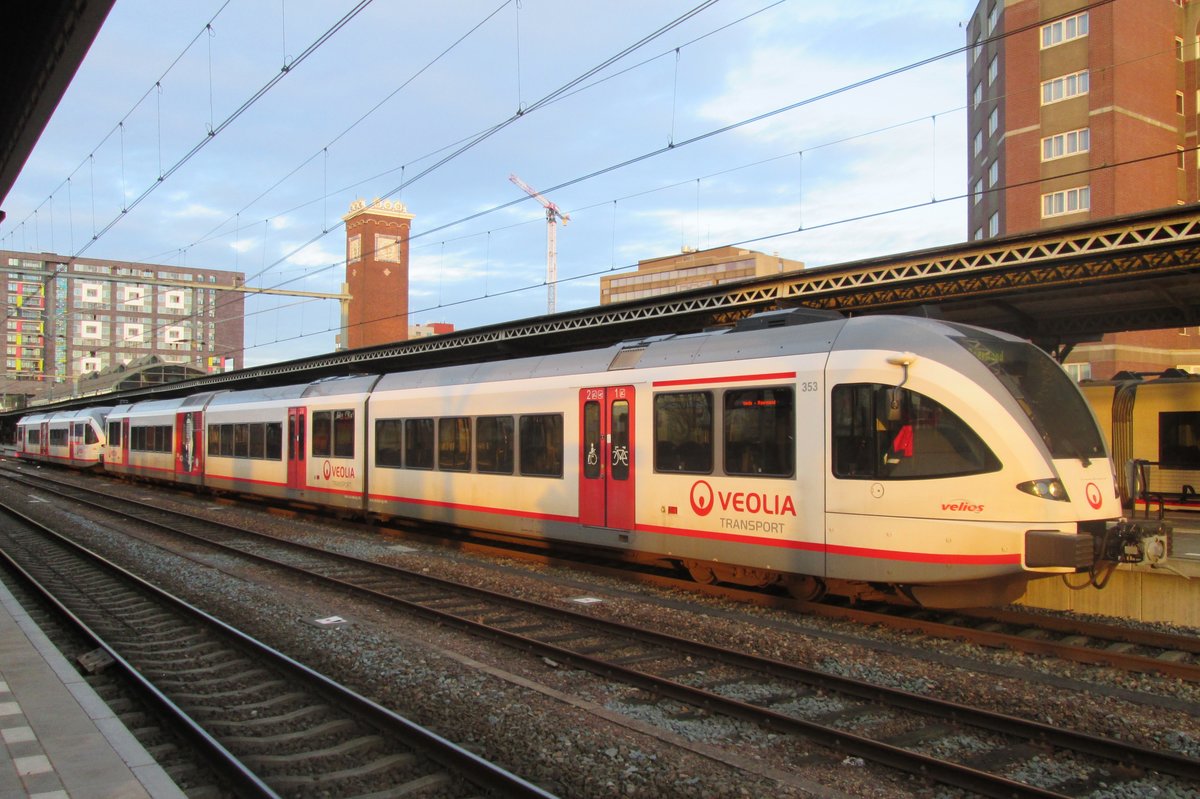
[{"x1": 1018, "y1": 478, "x2": 1070, "y2": 502}]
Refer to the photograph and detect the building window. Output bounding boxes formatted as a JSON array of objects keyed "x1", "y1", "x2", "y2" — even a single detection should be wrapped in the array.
[
  {"x1": 162, "y1": 289, "x2": 185, "y2": 310},
  {"x1": 376, "y1": 234, "x2": 401, "y2": 263},
  {"x1": 973, "y1": 81, "x2": 982, "y2": 109},
  {"x1": 988, "y1": 160, "x2": 999, "y2": 187},
  {"x1": 973, "y1": 179, "x2": 983, "y2": 205},
  {"x1": 81, "y1": 321, "x2": 101, "y2": 339},
  {"x1": 1177, "y1": 37, "x2": 1185, "y2": 61},
  {"x1": 988, "y1": 107, "x2": 999, "y2": 136},
  {"x1": 987, "y1": 56, "x2": 998, "y2": 85},
  {"x1": 1042, "y1": 186, "x2": 1090, "y2": 218},
  {"x1": 1041, "y1": 128, "x2": 1090, "y2": 161},
  {"x1": 974, "y1": 130, "x2": 983, "y2": 156},
  {"x1": 122, "y1": 323, "x2": 144, "y2": 342},
  {"x1": 1178, "y1": 92, "x2": 1186, "y2": 115},
  {"x1": 988, "y1": 2, "x2": 1000, "y2": 34},
  {"x1": 1064, "y1": 363, "x2": 1092, "y2": 382},
  {"x1": 988, "y1": 212, "x2": 999, "y2": 237},
  {"x1": 122, "y1": 286, "x2": 146, "y2": 307},
  {"x1": 80, "y1": 282, "x2": 103, "y2": 304},
  {"x1": 1179, "y1": 147, "x2": 1187, "y2": 170},
  {"x1": 164, "y1": 326, "x2": 186, "y2": 344},
  {"x1": 1041, "y1": 12, "x2": 1088, "y2": 49},
  {"x1": 80, "y1": 357, "x2": 101, "y2": 374},
  {"x1": 347, "y1": 234, "x2": 361, "y2": 264},
  {"x1": 1041, "y1": 70, "x2": 1089, "y2": 105}
]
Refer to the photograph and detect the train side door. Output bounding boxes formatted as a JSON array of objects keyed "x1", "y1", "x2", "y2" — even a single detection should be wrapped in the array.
[
  {"x1": 578, "y1": 386, "x2": 635, "y2": 530},
  {"x1": 39, "y1": 422, "x2": 48, "y2": 456},
  {"x1": 287, "y1": 406, "x2": 307, "y2": 490},
  {"x1": 174, "y1": 411, "x2": 204, "y2": 477},
  {"x1": 121, "y1": 419, "x2": 131, "y2": 465}
]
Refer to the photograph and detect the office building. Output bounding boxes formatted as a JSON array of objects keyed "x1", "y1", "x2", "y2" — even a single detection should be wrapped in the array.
[
  {"x1": 600, "y1": 246, "x2": 805, "y2": 305},
  {"x1": 1, "y1": 249, "x2": 245, "y2": 401}
]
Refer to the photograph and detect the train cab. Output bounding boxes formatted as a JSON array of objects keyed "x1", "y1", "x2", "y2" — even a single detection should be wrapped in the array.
[{"x1": 16, "y1": 408, "x2": 111, "y2": 467}]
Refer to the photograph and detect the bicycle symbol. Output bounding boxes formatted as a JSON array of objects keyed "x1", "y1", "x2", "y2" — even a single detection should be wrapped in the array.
[
  {"x1": 611, "y1": 445, "x2": 629, "y2": 467},
  {"x1": 586, "y1": 443, "x2": 599, "y2": 467}
]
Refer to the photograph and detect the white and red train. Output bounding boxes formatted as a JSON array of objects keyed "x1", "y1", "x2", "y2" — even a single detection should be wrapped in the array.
[{"x1": 14, "y1": 312, "x2": 1170, "y2": 607}]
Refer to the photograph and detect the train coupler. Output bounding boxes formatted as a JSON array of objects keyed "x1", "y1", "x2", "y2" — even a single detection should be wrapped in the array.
[{"x1": 1098, "y1": 518, "x2": 1172, "y2": 566}]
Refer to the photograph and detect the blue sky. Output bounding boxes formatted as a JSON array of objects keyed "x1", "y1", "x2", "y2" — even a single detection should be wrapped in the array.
[{"x1": 1, "y1": 0, "x2": 977, "y2": 366}]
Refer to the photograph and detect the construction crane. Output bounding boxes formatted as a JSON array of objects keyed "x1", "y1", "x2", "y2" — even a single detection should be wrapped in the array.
[{"x1": 510, "y1": 173, "x2": 569, "y2": 314}]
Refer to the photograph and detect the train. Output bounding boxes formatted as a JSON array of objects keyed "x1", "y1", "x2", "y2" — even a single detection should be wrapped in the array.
[
  {"x1": 12, "y1": 311, "x2": 1171, "y2": 608},
  {"x1": 1082, "y1": 370, "x2": 1200, "y2": 513}
]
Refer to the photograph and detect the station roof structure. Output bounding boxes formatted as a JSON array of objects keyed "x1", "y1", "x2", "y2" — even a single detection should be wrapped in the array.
[
  {"x1": 0, "y1": 0, "x2": 114, "y2": 215},
  {"x1": 4, "y1": 202, "x2": 1199, "y2": 419}
]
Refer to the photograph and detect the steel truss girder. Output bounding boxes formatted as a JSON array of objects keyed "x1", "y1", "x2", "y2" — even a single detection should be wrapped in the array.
[{"x1": 26, "y1": 208, "x2": 1200, "y2": 408}]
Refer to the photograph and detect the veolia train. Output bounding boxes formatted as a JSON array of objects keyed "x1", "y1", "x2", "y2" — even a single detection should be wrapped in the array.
[{"x1": 15, "y1": 311, "x2": 1171, "y2": 608}]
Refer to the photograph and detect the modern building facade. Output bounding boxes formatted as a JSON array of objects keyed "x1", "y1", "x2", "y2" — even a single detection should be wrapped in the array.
[
  {"x1": 1, "y1": 249, "x2": 245, "y2": 400},
  {"x1": 600, "y1": 246, "x2": 805, "y2": 305},
  {"x1": 967, "y1": 0, "x2": 1200, "y2": 379}
]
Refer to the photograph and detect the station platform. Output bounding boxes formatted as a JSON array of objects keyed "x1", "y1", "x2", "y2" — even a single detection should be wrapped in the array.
[{"x1": 0, "y1": 580, "x2": 185, "y2": 799}]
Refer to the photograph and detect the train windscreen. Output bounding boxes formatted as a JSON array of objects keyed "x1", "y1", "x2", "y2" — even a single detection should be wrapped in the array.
[{"x1": 952, "y1": 330, "x2": 1106, "y2": 463}]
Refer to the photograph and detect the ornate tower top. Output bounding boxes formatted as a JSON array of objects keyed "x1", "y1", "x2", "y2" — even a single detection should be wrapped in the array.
[{"x1": 343, "y1": 197, "x2": 414, "y2": 222}]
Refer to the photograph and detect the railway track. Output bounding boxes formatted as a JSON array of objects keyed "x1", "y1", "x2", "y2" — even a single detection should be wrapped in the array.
[
  {"x1": 3, "y1": 466, "x2": 1197, "y2": 799},
  {"x1": 794, "y1": 600, "x2": 1200, "y2": 683},
  {"x1": 0, "y1": 498, "x2": 558, "y2": 799}
]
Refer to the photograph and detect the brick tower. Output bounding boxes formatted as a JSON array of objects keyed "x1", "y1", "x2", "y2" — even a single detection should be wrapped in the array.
[{"x1": 341, "y1": 198, "x2": 413, "y2": 349}]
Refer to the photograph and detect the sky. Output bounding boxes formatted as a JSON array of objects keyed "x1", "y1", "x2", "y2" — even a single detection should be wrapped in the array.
[{"x1": 0, "y1": 0, "x2": 979, "y2": 367}]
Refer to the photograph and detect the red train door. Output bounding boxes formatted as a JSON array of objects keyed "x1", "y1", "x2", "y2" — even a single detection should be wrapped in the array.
[
  {"x1": 39, "y1": 422, "x2": 48, "y2": 456},
  {"x1": 174, "y1": 411, "x2": 204, "y2": 477},
  {"x1": 578, "y1": 386, "x2": 635, "y2": 530},
  {"x1": 287, "y1": 407, "x2": 307, "y2": 490}
]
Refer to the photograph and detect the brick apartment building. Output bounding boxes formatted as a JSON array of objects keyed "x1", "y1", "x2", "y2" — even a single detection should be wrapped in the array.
[{"x1": 967, "y1": 0, "x2": 1200, "y2": 379}]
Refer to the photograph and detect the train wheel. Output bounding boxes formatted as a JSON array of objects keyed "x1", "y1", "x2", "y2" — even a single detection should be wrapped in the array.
[
  {"x1": 784, "y1": 576, "x2": 826, "y2": 602},
  {"x1": 685, "y1": 562, "x2": 720, "y2": 584}
]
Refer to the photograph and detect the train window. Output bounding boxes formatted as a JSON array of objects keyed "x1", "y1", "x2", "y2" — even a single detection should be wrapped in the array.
[
  {"x1": 108, "y1": 422, "x2": 121, "y2": 447},
  {"x1": 832, "y1": 384, "x2": 1000, "y2": 480},
  {"x1": 476, "y1": 416, "x2": 514, "y2": 474},
  {"x1": 249, "y1": 423, "x2": 265, "y2": 459},
  {"x1": 27, "y1": 429, "x2": 40, "y2": 446},
  {"x1": 610, "y1": 402, "x2": 630, "y2": 481},
  {"x1": 439, "y1": 417, "x2": 471, "y2": 471},
  {"x1": 520, "y1": 414, "x2": 563, "y2": 477},
  {"x1": 724, "y1": 388, "x2": 794, "y2": 477},
  {"x1": 953, "y1": 330, "x2": 1105, "y2": 461},
  {"x1": 375, "y1": 419, "x2": 403, "y2": 468},
  {"x1": 85, "y1": 425, "x2": 99, "y2": 445},
  {"x1": 73, "y1": 423, "x2": 85, "y2": 440},
  {"x1": 207, "y1": 425, "x2": 221, "y2": 456},
  {"x1": 312, "y1": 411, "x2": 332, "y2": 458},
  {"x1": 233, "y1": 424, "x2": 249, "y2": 458},
  {"x1": 654, "y1": 392, "x2": 713, "y2": 474},
  {"x1": 583, "y1": 402, "x2": 601, "y2": 479},
  {"x1": 404, "y1": 418, "x2": 434, "y2": 469},
  {"x1": 219, "y1": 424, "x2": 234, "y2": 457},
  {"x1": 1159, "y1": 411, "x2": 1200, "y2": 468},
  {"x1": 49, "y1": 429, "x2": 67, "y2": 446},
  {"x1": 265, "y1": 423, "x2": 283, "y2": 460},
  {"x1": 333, "y1": 409, "x2": 355, "y2": 458}
]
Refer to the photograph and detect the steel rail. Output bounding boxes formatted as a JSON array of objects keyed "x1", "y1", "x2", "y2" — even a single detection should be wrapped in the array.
[{"x1": 9, "y1": 469, "x2": 1197, "y2": 798}]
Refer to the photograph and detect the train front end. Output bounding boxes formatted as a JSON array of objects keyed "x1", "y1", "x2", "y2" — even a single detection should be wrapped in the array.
[
  {"x1": 948, "y1": 325, "x2": 1172, "y2": 584},
  {"x1": 824, "y1": 318, "x2": 1170, "y2": 608}
]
